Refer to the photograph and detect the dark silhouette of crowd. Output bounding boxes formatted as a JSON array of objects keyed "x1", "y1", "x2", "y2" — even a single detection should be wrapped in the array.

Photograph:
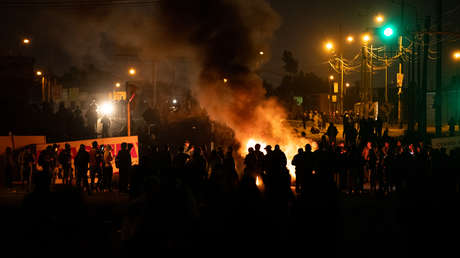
[{"x1": 3, "y1": 120, "x2": 460, "y2": 253}]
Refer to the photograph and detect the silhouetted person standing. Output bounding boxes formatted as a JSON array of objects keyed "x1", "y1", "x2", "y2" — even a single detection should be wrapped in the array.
[
  {"x1": 36, "y1": 146, "x2": 52, "y2": 192},
  {"x1": 326, "y1": 122, "x2": 338, "y2": 145},
  {"x1": 253, "y1": 144, "x2": 265, "y2": 178},
  {"x1": 222, "y1": 147, "x2": 239, "y2": 193},
  {"x1": 89, "y1": 141, "x2": 102, "y2": 192},
  {"x1": 86, "y1": 100, "x2": 98, "y2": 137},
  {"x1": 103, "y1": 145, "x2": 113, "y2": 192},
  {"x1": 292, "y1": 148, "x2": 305, "y2": 194},
  {"x1": 75, "y1": 144, "x2": 90, "y2": 193},
  {"x1": 116, "y1": 142, "x2": 132, "y2": 193},
  {"x1": 244, "y1": 147, "x2": 257, "y2": 181},
  {"x1": 173, "y1": 145, "x2": 190, "y2": 179},
  {"x1": 101, "y1": 115, "x2": 111, "y2": 138},
  {"x1": 58, "y1": 144, "x2": 72, "y2": 185}
]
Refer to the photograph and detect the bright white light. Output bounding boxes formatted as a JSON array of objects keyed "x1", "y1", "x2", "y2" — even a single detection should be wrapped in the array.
[
  {"x1": 99, "y1": 102, "x2": 114, "y2": 116},
  {"x1": 384, "y1": 27, "x2": 394, "y2": 37},
  {"x1": 172, "y1": 98, "x2": 178, "y2": 104}
]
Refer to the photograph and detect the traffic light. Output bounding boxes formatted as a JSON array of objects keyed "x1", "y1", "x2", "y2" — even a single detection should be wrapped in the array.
[
  {"x1": 375, "y1": 24, "x2": 397, "y2": 44},
  {"x1": 383, "y1": 26, "x2": 394, "y2": 37}
]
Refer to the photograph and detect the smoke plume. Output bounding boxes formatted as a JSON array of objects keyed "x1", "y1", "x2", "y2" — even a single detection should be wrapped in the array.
[{"x1": 156, "y1": 0, "x2": 296, "y2": 146}]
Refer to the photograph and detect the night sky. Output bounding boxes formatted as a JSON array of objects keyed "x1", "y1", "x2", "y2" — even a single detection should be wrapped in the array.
[{"x1": 0, "y1": 0, "x2": 459, "y2": 87}]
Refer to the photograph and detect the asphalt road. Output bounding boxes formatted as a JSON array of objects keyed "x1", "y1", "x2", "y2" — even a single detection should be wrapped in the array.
[{"x1": 0, "y1": 183, "x2": 459, "y2": 254}]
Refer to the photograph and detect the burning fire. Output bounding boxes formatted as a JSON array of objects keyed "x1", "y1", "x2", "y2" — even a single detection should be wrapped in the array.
[
  {"x1": 246, "y1": 139, "x2": 267, "y2": 154},
  {"x1": 244, "y1": 136, "x2": 318, "y2": 184},
  {"x1": 255, "y1": 175, "x2": 264, "y2": 191}
]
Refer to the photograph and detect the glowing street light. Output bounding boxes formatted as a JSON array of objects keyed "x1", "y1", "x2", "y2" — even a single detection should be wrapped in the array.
[
  {"x1": 329, "y1": 75, "x2": 334, "y2": 80},
  {"x1": 346, "y1": 82, "x2": 350, "y2": 87},
  {"x1": 23, "y1": 38, "x2": 31, "y2": 44},
  {"x1": 259, "y1": 51, "x2": 264, "y2": 55},
  {"x1": 453, "y1": 51, "x2": 460, "y2": 60},
  {"x1": 346, "y1": 36, "x2": 354, "y2": 43},
  {"x1": 375, "y1": 15, "x2": 384, "y2": 24},
  {"x1": 36, "y1": 70, "x2": 42, "y2": 76},
  {"x1": 223, "y1": 78, "x2": 228, "y2": 83},
  {"x1": 325, "y1": 42, "x2": 334, "y2": 51},
  {"x1": 115, "y1": 82, "x2": 121, "y2": 87},
  {"x1": 172, "y1": 98, "x2": 178, "y2": 104},
  {"x1": 99, "y1": 102, "x2": 114, "y2": 116},
  {"x1": 362, "y1": 34, "x2": 371, "y2": 43},
  {"x1": 128, "y1": 68, "x2": 136, "y2": 76}
]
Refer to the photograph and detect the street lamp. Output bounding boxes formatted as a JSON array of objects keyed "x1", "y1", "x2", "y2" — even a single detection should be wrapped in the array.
[
  {"x1": 328, "y1": 75, "x2": 335, "y2": 113},
  {"x1": 259, "y1": 51, "x2": 264, "y2": 55},
  {"x1": 325, "y1": 42, "x2": 334, "y2": 51},
  {"x1": 35, "y1": 70, "x2": 46, "y2": 102},
  {"x1": 375, "y1": 14, "x2": 384, "y2": 24},
  {"x1": 453, "y1": 51, "x2": 460, "y2": 60},
  {"x1": 346, "y1": 36, "x2": 354, "y2": 43},
  {"x1": 223, "y1": 78, "x2": 228, "y2": 83},
  {"x1": 128, "y1": 68, "x2": 136, "y2": 76},
  {"x1": 23, "y1": 38, "x2": 31, "y2": 45},
  {"x1": 453, "y1": 50, "x2": 460, "y2": 120},
  {"x1": 362, "y1": 34, "x2": 371, "y2": 43},
  {"x1": 126, "y1": 68, "x2": 136, "y2": 136}
]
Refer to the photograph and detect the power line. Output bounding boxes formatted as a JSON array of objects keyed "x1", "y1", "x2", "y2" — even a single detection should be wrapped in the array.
[{"x1": 0, "y1": 0, "x2": 160, "y2": 8}]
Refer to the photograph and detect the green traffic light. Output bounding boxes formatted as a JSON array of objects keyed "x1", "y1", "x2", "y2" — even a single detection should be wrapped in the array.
[{"x1": 383, "y1": 27, "x2": 394, "y2": 37}]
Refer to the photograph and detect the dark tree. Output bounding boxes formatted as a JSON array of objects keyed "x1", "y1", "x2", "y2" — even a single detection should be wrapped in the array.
[{"x1": 282, "y1": 50, "x2": 298, "y2": 75}]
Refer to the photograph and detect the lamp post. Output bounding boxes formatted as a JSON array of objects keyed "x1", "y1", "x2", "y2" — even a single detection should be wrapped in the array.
[
  {"x1": 126, "y1": 68, "x2": 136, "y2": 136},
  {"x1": 454, "y1": 50, "x2": 460, "y2": 122},
  {"x1": 329, "y1": 75, "x2": 334, "y2": 114},
  {"x1": 36, "y1": 70, "x2": 45, "y2": 102}
]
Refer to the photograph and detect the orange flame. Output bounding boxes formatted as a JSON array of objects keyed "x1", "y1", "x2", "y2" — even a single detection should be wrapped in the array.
[
  {"x1": 243, "y1": 136, "x2": 317, "y2": 184},
  {"x1": 255, "y1": 175, "x2": 264, "y2": 191}
]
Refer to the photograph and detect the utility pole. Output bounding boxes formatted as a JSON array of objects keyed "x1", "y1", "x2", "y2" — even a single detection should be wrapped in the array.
[
  {"x1": 417, "y1": 23, "x2": 421, "y2": 128},
  {"x1": 435, "y1": 0, "x2": 443, "y2": 136},
  {"x1": 41, "y1": 76, "x2": 45, "y2": 103},
  {"x1": 339, "y1": 24, "x2": 344, "y2": 114},
  {"x1": 398, "y1": 0, "x2": 405, "y2": 128},
  {"x1": 384, "y1": 47, "x2": 388, "y2": 103},
  {"x1": 420, "y1": 16, "x2": 430, "y2": 136},
  {"x1": 370, "y1": 44, "x2": 373, "y2": 105},
  {"x1": 361, "y1": 44, "x2": 367, "y2": 118},
  {"x1": 408, "y1": 29, "x2": 416, "y2": 133},
  {"x1": 126, "y1": 82, "x2": 131, "y2": 136},
  {"x1": 398, "y1": 35, "x2": 403, "y2": 127}
]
